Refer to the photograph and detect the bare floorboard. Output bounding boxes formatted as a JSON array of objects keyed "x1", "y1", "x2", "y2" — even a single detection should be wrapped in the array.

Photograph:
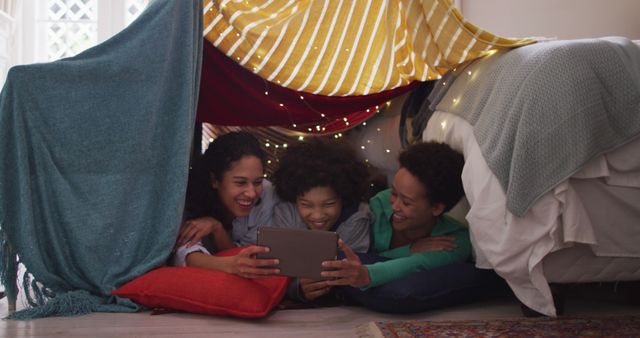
[{"x1": 1, "y1": 294, "x2": 639, "y2": 337}]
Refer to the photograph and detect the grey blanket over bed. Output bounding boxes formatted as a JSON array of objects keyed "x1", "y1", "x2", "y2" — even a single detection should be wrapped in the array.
[{"x1": 435, "y1": 37, "x2": 640, "y2": 217}]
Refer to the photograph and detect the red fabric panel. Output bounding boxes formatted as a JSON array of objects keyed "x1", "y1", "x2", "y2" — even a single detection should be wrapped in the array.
[
  {"x1": 197, "y1": 40, "x2": 419, "y2": 131},
  {"x1": 112, "y1": 247, "x2": 290, "y2": 318}
]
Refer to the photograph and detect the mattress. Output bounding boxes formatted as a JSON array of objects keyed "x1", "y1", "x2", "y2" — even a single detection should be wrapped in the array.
[{"x1": 424, "y1": 110, "x2": 640, "y2": 316}]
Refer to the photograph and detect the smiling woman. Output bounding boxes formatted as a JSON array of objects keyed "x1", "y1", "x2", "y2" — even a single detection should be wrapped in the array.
[
  {"x1": 320, "y1": 141, "x2": 510, "y2": 314},
  {"x1": 172, "y1": 131, "x2": 281, "y2": 278}
]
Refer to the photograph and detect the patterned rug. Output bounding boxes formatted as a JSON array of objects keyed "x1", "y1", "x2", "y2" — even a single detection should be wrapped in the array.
[{"x1": 358, "y1": 315, "x2": 640, "y2": 338}]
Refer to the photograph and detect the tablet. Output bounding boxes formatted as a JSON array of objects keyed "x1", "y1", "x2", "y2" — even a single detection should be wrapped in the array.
[{"x1": 256, "y1": 227, "x2": 338, "y2": 279}]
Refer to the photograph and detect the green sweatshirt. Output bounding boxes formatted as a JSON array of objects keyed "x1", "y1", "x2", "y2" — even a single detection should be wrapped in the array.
[{"x1": 366, "y1": 189, "x2": 471, "y2": 288}]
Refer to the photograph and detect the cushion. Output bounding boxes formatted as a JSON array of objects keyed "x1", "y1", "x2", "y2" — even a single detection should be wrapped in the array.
[{"x1": 112, "y1": 247, "x2": 290, "y2": 318}]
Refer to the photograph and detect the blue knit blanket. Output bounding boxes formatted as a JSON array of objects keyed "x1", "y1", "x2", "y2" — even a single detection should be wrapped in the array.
[
  {"x1": 436, "y1": 37, "x2": 640, "y2": 216},
  {"x1": 0, "y1": 0, "x2": 202, "y2": 319}
]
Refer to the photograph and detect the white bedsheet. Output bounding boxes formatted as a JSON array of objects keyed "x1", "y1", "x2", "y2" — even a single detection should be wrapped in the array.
[{"x1": 424, "y1": 111, "x2": 640, "y2": 316}]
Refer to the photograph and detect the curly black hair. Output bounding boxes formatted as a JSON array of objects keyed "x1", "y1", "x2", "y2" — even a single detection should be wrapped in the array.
[
  {"x1": 184, "y1": 131, "x2": 266, "y2": 227},
  {"x1": 398, "y1": 141, "x2": 464, "y2": 213},
  {"x1": 202, "y1": 131, "x2": 266, "y2": 181},
  {"x1": 273, "y1": 137, "x2": 368, "y2": 206}
]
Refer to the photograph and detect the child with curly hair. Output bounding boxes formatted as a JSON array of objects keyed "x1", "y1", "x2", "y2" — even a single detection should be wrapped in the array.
[{"x1": 269, "y1": 137, "x2": 372, "y2": 302}]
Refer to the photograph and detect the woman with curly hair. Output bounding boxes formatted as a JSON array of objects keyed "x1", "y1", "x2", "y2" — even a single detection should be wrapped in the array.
[
  {"x1": 270, "y1": 137, "x2": 372, "y2": 302},
  {"x1": 172, "y1": 131, "x2": 279, "y2": 278},
  {"x1": 320, "y1": 141, "x2": 508, "y2": 313}
]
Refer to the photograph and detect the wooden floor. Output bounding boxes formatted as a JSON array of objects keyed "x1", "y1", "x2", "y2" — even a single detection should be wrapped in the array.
[{"x1": 1, "y1": 291, "x2": 639, "y2": 337}]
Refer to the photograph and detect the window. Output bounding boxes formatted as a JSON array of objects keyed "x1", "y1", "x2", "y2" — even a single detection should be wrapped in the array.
[
  {"x1": 18, "y1": 0, "x2": 149, "y2": 64},
  {"x1": 42, "y1": 0, "x2": 98, "y2": 61},
  {"x1": 125, "y1": 0, "x2": 149, "y2": 25}
]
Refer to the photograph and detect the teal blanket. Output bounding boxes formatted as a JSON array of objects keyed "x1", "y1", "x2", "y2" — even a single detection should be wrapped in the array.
[
  {"x1": 436, "y1": 37, "x2": 640, "y2": 216},
  {"x1": 0, "y1": 0, "x2": 202, "y2": 319}
]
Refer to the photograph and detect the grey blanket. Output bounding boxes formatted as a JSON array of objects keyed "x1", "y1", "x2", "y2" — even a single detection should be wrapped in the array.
[{"x1": 435, "y1": 37, "x2": 640, "y2": 216}]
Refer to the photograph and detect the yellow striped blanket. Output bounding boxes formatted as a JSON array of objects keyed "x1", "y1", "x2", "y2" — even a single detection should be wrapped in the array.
[{"x1": 203, "y1": 0, "x2": 533, "y2": 96}]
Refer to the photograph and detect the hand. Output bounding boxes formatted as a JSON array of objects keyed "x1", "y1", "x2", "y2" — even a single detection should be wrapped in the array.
[
  {"x1": 299, "y1": 278, "x2": 331, "y2": 301},
  {"x1": 226, "y1": 245, "x2": 280, "y2": 279},
  {"x1": 321, "y1": 240, "x2": 370, "y2": 288},
  {"x1": 410, "y1": 235, "x2": 457, "y2": 254},
  {"x1": 176, "y1": 217, "x2": 224, "y2": 248}
]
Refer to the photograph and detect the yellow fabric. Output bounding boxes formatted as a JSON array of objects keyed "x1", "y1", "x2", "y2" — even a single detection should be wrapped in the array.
[{"x1": 203, "y1": 0, "x2": 534, "y2": 96}]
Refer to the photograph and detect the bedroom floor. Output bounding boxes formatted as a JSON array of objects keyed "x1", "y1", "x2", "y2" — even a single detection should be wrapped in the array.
[{"x1": 2, "y1": 284, "x2": 639, "y2": 338}]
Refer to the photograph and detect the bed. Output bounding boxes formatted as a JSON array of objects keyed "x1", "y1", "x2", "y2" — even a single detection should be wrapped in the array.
[{"x1": 421, "y1": 37, "x2": 640, "y2": 317}]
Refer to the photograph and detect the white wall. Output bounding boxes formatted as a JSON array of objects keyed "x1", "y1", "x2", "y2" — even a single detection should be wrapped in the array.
[{"x1": 461, "y1": 0, "x2": 640, "y2": 40}]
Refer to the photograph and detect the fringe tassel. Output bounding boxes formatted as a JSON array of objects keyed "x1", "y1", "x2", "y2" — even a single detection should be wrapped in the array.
[{"x1": 6, "y1": 290, "x2": 100, "y2": 320}]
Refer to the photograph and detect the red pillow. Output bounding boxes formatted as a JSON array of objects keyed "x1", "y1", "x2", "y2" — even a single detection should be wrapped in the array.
[{"x1": 112, "y1": 247, "x2": 290, "y2": 318}]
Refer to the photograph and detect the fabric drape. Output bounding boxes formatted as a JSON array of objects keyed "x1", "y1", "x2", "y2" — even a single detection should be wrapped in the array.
[
  {"x1": 0, "y1": 0, "x2": 202, "y2": 319},
  {"x1": 197, "y1": 40, "x2": 418, "y2": 131},
  {"x1": 203, "y1": 0, "x2": 533, "y2": 96}
]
